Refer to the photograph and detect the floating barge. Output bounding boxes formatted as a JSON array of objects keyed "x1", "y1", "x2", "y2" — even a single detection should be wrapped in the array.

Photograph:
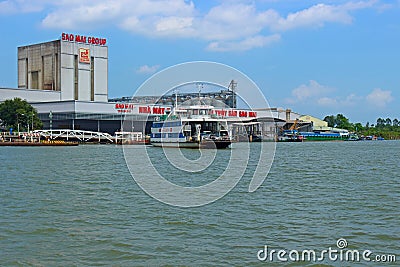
[
  {"x1": 279, "y1": 130, "x2": 348, "y2": 142},
  {"x1": 0, "y1": 141, "x2": 79, "y2": 146}
]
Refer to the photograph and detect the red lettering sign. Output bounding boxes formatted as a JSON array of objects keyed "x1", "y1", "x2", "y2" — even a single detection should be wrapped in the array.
[
  {"x1": 214, "y1": 110, "x2": 227, "y2": 117},
  {"x1": 228, "y1": 110, "x2": 237, "y2": 116},
  {"x1": 115, "y1": 103, "x2": 134, "y2": 113},
  {"x1": 61, "y1": 32, "x2": 107, "y2": 46},
  {"x1": 152, "y1": 107, "x2": 165, "y2": 114},
  {"x1": 239, "y1": 111, "x2": 248, "y2": 117},
  {"x1": 139, "y1": 106, "x2": 151, "y2": 114},
  {"x1": 249, "y1": 111, "x2": 257, "y2": 117}
]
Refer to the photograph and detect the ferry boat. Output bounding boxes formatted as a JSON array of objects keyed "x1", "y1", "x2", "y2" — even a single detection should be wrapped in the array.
[{"x1": 150, "y1": 105, "x2": 231, "y2": 149}]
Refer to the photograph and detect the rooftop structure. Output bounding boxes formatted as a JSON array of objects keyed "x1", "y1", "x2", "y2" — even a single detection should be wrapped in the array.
[
  {"x1": 109, "y1": 89, "x2": 237, "y2": 108},
  {"x1": 17, "y1": 32, "x2": 108, "y2": 102}
]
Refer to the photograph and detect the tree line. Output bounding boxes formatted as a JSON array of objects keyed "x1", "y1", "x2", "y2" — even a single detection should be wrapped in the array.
[
  {"x1": 323, "y1": 114, "x2": 400, "y2": 140},
  {"x1": 0, "y1": 98, "x2": 43, "y2": 132}
]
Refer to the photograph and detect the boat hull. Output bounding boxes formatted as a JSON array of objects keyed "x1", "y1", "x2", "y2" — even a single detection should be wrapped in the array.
[
  {"x1": 0, "y1": 141, "x2": 79, "y2": 146},
  {"x1": 151, "y1": 140, "x2": 231, "y2": 149},
  {"x1": 301, "y1": 136, "x2": 345, "y2": 141}
]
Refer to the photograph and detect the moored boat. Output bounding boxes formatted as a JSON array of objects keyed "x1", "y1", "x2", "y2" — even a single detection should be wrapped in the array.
[
  {"x1": 150, "y1": 105, "x2": 231, "y2": 149},
  {"x1": 279, "y1": 130, "x2": 349, "y2": 142},
  {"x1": 298, "y1": 131, "x2": 347, "y2": 141}
]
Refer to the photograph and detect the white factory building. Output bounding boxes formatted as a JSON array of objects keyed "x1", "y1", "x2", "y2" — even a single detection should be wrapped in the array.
[
  {"x1": 0, "y1": 33, "x2": 144, "y2": 134},
  {"x1": 0, "y1": 33, "x2": 299, "y2": 135}
]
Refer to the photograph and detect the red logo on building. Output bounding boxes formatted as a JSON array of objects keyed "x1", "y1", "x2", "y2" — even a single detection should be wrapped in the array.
[{"x1": 79, "y1": 48, "x2": 90, "y2": 64}]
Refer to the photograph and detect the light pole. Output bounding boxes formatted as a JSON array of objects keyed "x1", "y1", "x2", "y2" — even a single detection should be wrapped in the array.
[
  {"x1": 17, "y1": 113, "x2": 19, "y2": 136},
  {"x1": 49, "y1": 111, "x2": 53, "y2": 140},
  {"x1": 17, "y1": 113, "x2": 25, "y2": 138},
  {"x1": 27, "y1": 115, "x2": 30, "y2": 133},
  {"x1": 49, "y1": 111, "x2": 53, "y2": 130},
  {"x1": 31, "y1": 112, "x2": 34, "y2": 131}
]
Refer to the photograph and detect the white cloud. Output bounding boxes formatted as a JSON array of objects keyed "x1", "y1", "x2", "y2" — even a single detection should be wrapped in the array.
[
  {"x1": 292, "y1": 80, "x2": 333, "y2": 101},
  {"x1": 317, "y1": 93, "x2": 362, "y2": 107},
  {"x1": 317, "y1": 97, "x2": 338, "y2": 106},
  {"x1": 0, "y1": 0, "x2": 379, "y2": 51},
  {"x1": 343, "y1": 93, "x2": 363, "y2": 105},
  {"x1": 0, "y1": 1, "x2": 18, "y2": 14},
  {"x1": 274, "y1": 4, "x2": 352, "y2": 31},
  {"x1": 366, "y1": 88, "x2": 393, "y2": 107},
  {"x1": 199, "y1": 4, "x2": 278, "y2": 41},
  {"x1": 0, "y1": 0, "x2": 48, "y2": 14},
  {"x1": 155, "y1": 16, "x2": 193, "y2": 33},
  {"x1": 136, "y1": 64, "x2": 160, "y2": 74},
  {"x1": 272, "y1": 1, "x2": 377, "y2": 31},
  {"x1": 42, "y1": 1, "x2": 130, "y2": 29},
  {"x1": 207, "y1": 34, "x2": 280, "y2": 52}
]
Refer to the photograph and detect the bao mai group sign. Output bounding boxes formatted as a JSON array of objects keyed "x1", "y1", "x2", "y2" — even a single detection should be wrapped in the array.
[
  {"x1": 61, "y1": 32, "x2": 107, "y2": 46},
  {"x1": 62, "y1": 32, "x2": 106, "y2": 64},
  {"x1": 114, "y1": 104, "x2": 257, "y2": 118}
]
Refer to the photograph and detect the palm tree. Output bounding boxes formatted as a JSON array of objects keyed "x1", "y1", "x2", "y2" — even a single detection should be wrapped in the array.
[
  {"x1": 376, "y1": 118, "x2": 385, "y2": 127},
  {"x1": 385, "y1": 118, "x2": 392, "y2": 127}
]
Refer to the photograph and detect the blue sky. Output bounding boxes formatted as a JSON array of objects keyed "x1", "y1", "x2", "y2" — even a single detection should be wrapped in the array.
[{"x1": 0, "y1": 0, "x2": 399, "y2": 124}]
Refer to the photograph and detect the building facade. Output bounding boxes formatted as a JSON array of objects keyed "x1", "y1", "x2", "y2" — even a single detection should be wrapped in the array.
[
  {"x1": 0, "y1": 33, "x2": 286, "y2": 137},
  {"x1": 17, "y1": 33, "x2": 108, "y2": 102}
]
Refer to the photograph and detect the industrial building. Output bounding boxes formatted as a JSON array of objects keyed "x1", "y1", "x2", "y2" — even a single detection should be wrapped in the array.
[
  {"x1": 0, "y1": 33, "x2": 137, "y2": 134},
  {"x1": 16, "y1": 33, "x2": 108, "y2": 102},
  {"x1": 0, "y1": 33, "x2": 309, "y2": 138}
]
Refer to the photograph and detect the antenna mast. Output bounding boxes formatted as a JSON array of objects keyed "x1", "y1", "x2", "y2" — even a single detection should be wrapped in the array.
[{"x1": 174, "y1": 89, "x2": 178, "y2": 109}]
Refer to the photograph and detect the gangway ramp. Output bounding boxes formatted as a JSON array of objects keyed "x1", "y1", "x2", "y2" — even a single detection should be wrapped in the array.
[{"x1": 33, "y1": 129, "x2": 114, "y2": 143}]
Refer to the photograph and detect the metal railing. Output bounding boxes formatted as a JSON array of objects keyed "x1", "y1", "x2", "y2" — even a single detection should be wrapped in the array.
[{"x1": 33, "y1": 129, "x2": 114, "y2": 143}]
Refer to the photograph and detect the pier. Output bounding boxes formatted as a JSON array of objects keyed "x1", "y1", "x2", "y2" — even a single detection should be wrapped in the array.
[{"x1": 32, "y1": 129, "x2": 114, "y2": 143}]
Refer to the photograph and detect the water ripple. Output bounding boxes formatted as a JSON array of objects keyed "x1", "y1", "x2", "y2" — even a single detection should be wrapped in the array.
[{"x1": 0, "y1": 142, "x2": 399, "y2": 266}]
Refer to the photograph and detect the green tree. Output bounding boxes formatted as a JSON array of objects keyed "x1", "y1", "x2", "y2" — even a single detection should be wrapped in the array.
[
  {"x1": 335, "y1": 114, "x2": 352, "y2": 130},
  {"x1": 353, "y1": 122, "x2": 363, "y2": 132},
  {"x1": 323, "y1": 114, "x2": 353, "y2": 130},
  {"x1": 376, "y1": 118, "x2": 385, "y2": 128},
  {"x1": 385, "y1": 118, "x2": 392, "y2": 127},
  {"x1": 323, "y1": 115, "x2": 336, "y2": 127},
  {"x1": 0, "y1": 98, "x2": 43, "y2": 131}
]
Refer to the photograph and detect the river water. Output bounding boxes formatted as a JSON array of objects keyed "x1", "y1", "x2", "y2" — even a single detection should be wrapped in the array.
[{"x1": 0, "y1": 141, "x2": 399, "y2": 266}]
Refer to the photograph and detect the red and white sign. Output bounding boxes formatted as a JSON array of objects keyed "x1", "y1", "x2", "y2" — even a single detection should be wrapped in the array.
[
  {"x1": 79, "y1": 48, "x2": 90, "y2": 63},
  {"x1": 114, "y1": 104, "x2": 171, "y2": 114},
  {"x1": 115, "y1": 103, "x2": 135, "y2": 113},
  {"x1": 114, "y1": 104, "x2": 257, "y2": 118},
  {"x1": 62, "y1": 32, "x2": 107, "y2": 46},
  {"x1": 211, "y1": 109, "x2": 257, "y2": 118}
]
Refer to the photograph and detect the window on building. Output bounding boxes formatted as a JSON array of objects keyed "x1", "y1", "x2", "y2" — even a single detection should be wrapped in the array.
[
  {"x1": 31, "y1": 71, "x2": 39, "y2": 89},
  {"x1": 25, "y1": 58, "x2": 28, "y2": 89}
]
